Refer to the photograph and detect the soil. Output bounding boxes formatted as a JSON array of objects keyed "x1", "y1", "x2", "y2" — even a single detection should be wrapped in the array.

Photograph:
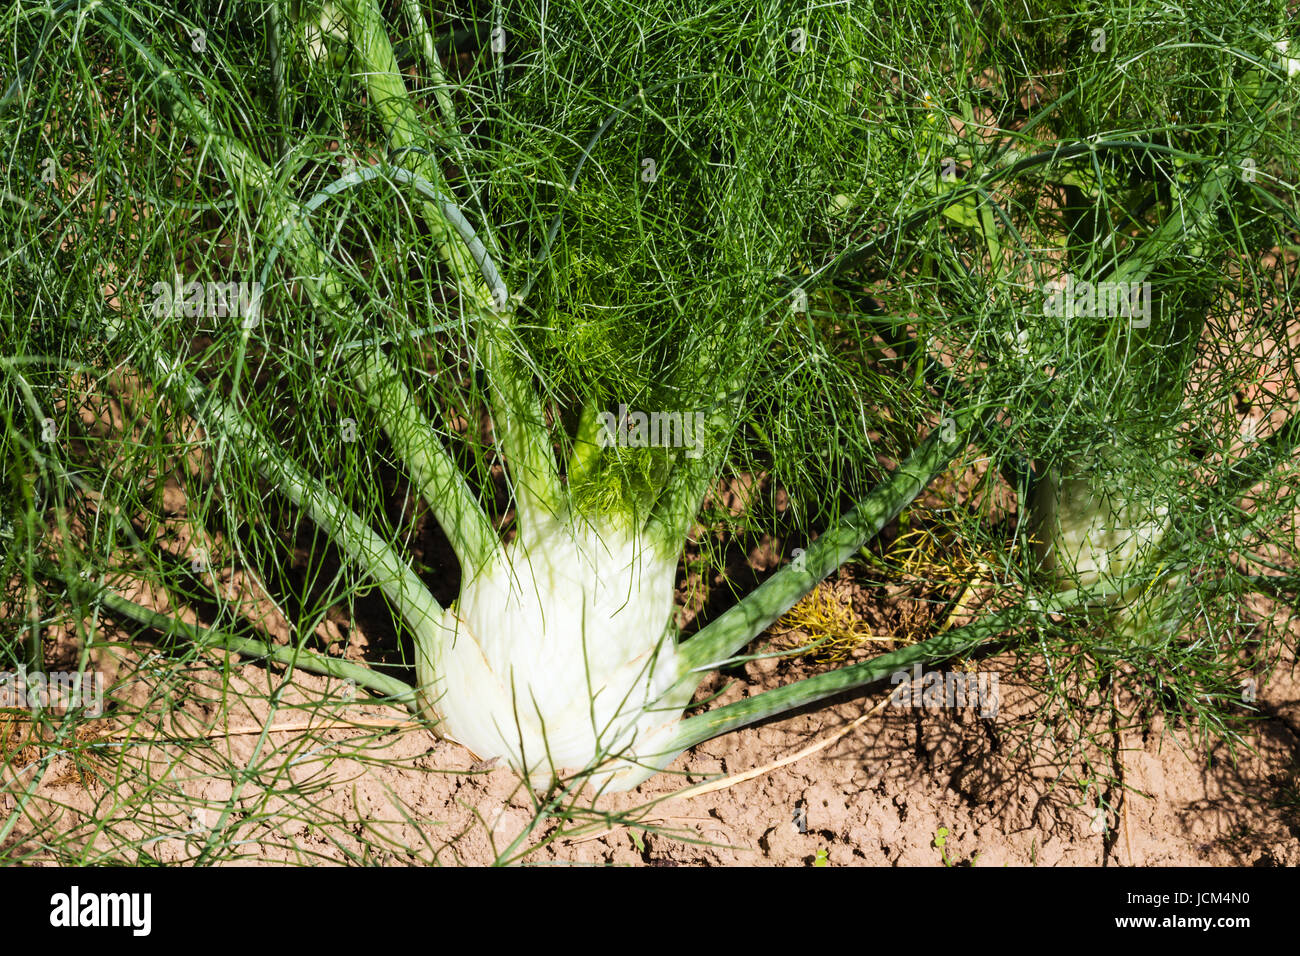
[{"x1": 4, "y1": 555, "x2": 1298, "y2": 867}]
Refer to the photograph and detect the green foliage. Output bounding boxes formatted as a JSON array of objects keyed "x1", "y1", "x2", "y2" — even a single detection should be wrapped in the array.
[{"x1": 2, "y1": 0, "x2": 1298, "y2": 861}]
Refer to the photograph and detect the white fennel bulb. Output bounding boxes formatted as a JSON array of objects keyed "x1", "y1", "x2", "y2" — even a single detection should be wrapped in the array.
[
  {"x1": 1028, "y1": 463, "x2": 1194, "y2": 643},
  {"x1": 1275, "y1": 39, "x2": 1300, "y2": 78},
  {"x1": 424, "y1": 518, "x2": 687, "y2": 787},
  {"x1": 1029, "y1": 466, "x2": 1170, "y2": 595},
  {"x1": 294, "y1": 0, "x2": 350, "y2": 68}
]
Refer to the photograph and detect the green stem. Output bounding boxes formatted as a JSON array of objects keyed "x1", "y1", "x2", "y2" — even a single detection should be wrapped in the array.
[
  {"x1": 0, "y1": 719, "x2": 75, "y2": 849},
  {"x1": 149, "y1": 352, "x2": 452, "y2": 667},
  {"x1": 1092, "y1": 167, "x2": 1228, "y2": 290},
  {"x1": 397, "y1": 0, "x2": 461, "y2": 147},
  {"x1": 565, "y1": 400, "x2": 604, "y2": 492},
  {"x1": 348, "y1": 345, "x2": 498, "y2": 577},
  {"x1": 648, "y1": 362, "x2": 749, "y2": 543},
  {"x1": 1247, "y1": 574, "x2": 1300, "y2": 601},
  {"x1": 102, "y1": 8, "x2": 498, "y2": 581},
  {"x1": 671, "y1": 604, "x2": 1020, "y2": 753},
  {"x1": 340, "y1": 0, "x2": 563, "y2": 533},
  {"x1": 90, "y1": 587, "x2": 419, "y2": 705},
  {"x1": 486, "y1": 330, "x2": 568, "y2": 536},
  {"x1": 676, "y1": 408, "x2": 976, "y2": 676}
]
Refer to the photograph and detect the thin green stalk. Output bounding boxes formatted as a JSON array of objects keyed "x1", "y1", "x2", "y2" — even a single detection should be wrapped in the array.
[
  {"x1": 349, "y1": 345, "x2": 498, "y2": 577},
  {"x1": 268, "y1": 0, "x2": 289, "y2": 160},
  {"x1": 821, "y1": 140, "x2": 1188, "y2": 285},
  {"x1": 148, "y1": 351, "x2": 453, "y2": 660},
  {"x1": 340, "y1": 0, "x2": 563, "y2": 532},
  {"x1": 276, "y1": 160, "x2": 562, "y2": 544},
  {"x1": 648, "y1": 367, "x2": 749, "y2": 544},
  {"x1": 88, "y1": 586, "x2": 419, "y2": 704},
  {"x1": 339, "y1": 0, "x2": 467, "y2": 263},
  {"x1": 397, "y1": 0, "x2": 461, "y2": 145},
  {"x1": 666, "y1": 605, "x2": 1022, "y2": 760},
  {"x1": 677, "y1": 409, "x2": 976, "y2": 675},
  {"x1": 565, "y1": 400, "x2": 604, "y2": 492},
  {"x1": 100, "y1": 8, "x2": 497, "y2": 581},
  {"x1": 0, "y1": 718, "x2": 76, "y2": 848},
  {"x1": 1086, "y1": 50, "x2": 1287, "y2": 288},
  {"x1": 6, "y1": 367, "x2": 53, "y2": 678}
]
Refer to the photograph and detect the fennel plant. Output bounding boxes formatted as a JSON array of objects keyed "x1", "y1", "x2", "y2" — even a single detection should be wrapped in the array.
[{"x1": 3, "y1": 0, "x2": 1299, "y2": 816}]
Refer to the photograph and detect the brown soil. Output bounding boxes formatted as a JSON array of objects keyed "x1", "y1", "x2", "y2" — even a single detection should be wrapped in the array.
[{"x1": 5, "y1": 563, "x2": 1298, "y2": 867}]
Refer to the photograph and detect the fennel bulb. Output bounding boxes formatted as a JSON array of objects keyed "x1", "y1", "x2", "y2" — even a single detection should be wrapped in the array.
[
  {"x1": 421, "y1": 519, "x2": 690, "y2": 787},
  {"x1": 296, "y1": 0, "x2": 351, "y2": 68},
  {"x1": 1028, "y1": 464, "x2": 1186, "y2": 642},
  {"x1": 1275, "y1": 39, "x2": 1300, "y2": 78},
  {"x1": 1029, "y1": 466, "x2": 1170, "y2": 595}
]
